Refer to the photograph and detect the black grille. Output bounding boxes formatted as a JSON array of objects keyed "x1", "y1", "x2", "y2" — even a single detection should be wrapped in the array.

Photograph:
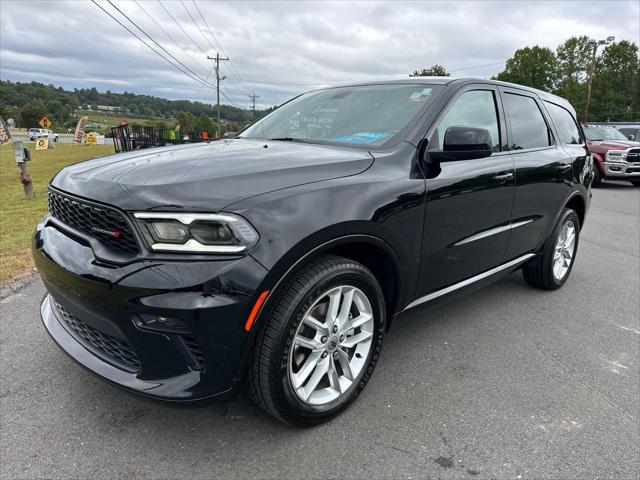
[
  {"x1": 627, "y1": 148, "x2": 640, "y2": 163},
  {"x1": 182, "y1": 335, "x2": 204, "y2": 369},
  {"x1": 48, "y1": 189, "x2": 139, "y2": 255},
  {"x1": 54, "y1": 301, "x2": 141, "y2": 372}
]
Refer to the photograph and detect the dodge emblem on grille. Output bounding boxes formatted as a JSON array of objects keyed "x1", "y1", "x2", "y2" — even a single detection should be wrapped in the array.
[{"x1": 91, "y1": 226, "x2": 121, "y2": 238}]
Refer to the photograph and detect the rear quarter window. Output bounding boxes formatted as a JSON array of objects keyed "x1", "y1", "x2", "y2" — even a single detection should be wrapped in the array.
[{"x1": 544, "y1": 101, "x2": 583, "y2": 145}]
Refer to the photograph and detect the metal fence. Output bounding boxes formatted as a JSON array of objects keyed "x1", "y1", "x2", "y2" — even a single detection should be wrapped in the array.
[{"x1": 111, "y1": 124, "x2": 211, "y2": 153}]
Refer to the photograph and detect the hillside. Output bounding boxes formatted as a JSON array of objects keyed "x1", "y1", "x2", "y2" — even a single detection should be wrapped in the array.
[{"x1": 0, "y1": 80, "x2": 268, "y2": 130}]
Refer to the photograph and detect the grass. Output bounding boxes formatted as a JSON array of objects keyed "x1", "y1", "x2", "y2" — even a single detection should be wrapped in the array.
[{"x1": 0, "y1": 142, "x2": 116, "y2": 285}]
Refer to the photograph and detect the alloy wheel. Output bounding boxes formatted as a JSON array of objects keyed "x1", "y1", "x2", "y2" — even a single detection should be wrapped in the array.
[
  {"x1": 288, "y1": 285, "x2": 374, "y2": 405},
  {"x1": 552, "y1": 219, "x2": 576, "y2": 281}
]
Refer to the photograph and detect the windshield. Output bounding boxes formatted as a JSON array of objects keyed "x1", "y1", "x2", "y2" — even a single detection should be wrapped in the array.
[
  {"x1": 584, "y1": 127, "x2": 628, "y2": 141},
  {"x1": 240, "y1": 84, "x2": 444, "y2": 148}
]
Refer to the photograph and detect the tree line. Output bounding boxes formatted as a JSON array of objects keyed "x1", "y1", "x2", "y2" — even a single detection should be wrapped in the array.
[
  {"x1": 411, "y1": 36, "x2": 639, "y2": 122},
  {"x1": 0, "y1": 80, "x2": 269, "y2": 130}
]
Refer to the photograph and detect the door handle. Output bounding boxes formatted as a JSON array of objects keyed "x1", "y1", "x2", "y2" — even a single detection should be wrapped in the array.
[{"x1": 493, "y1": 172, "x2": 514, "y2": 183}]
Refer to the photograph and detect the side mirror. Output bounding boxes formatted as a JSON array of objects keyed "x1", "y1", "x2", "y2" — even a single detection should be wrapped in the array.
[
  {"x1": 629, "y1": 135, "x2": 635, "y2": 141},
  {"x1": 429, "y1": 126, "x2": 493, "y2": 162}
]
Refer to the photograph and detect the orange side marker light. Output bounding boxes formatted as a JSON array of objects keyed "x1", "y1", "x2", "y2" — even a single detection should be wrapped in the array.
[{"x1": 244, "y1": 290, "x2": 269, "y2": 332}]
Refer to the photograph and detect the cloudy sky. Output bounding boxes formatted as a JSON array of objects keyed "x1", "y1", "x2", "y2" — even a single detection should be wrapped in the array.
[{"x1": 1, "y1": 0, "x2": 638, "y2": 110}]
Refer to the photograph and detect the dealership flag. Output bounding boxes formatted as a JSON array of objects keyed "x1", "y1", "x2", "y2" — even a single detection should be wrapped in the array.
[
  {"x1": 73, "y1": 116, "x2": 88, "y2": 144},
  {"x1": 0, "y1": 116, "x2": 12, "y2": 145}
]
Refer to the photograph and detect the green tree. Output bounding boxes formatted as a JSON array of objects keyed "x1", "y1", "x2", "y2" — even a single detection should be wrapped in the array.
[
  {"x1": 19, "y1": 99, "x2": 47, "y2": 128},
  {"x1": 410, "y1": 64, "x2": 450, "y2": 77},
  {"x1": 196, "y1": 113, "x2": 214, "y2": 133},
  {"x1": 494, "y1": 46, "x2": 558, "y2": 91},
  {"x1": 589, "y1": 40, "x2": 640, "y2": 121},
  {"x1": 555, "y1": 36, "x2": 592, "y2": 114},
  {"x1": 175, "y1": 111, "x2": 196, "y2": 132}
]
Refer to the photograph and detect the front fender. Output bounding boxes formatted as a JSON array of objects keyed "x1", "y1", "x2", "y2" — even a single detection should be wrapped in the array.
[{"x1": 592, "y1": 152, "x2": 605, "y2": 175}]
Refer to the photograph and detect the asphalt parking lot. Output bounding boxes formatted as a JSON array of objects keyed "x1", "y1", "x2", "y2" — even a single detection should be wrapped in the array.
[{"x1": 1, "y1": 182, "x2": 638, "y2": 479}]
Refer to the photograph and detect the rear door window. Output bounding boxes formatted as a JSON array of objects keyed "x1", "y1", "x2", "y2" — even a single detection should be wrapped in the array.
[
  {"x1": 503, "y1": 93, "x2": 552, "y2": 150},
  {"x1": 544, "y1": 101, "x2": 583, "y2": 145}
]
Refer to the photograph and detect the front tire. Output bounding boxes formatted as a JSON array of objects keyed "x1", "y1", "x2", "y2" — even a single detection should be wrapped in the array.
[
  {"x1": 630, "y1": 179, "x2": 640, "y2": 187},
  {"x1": 592, "y1": 164, "x2": 603, "y2": 187},
  {"x1": 522, "y1": 208, "x2": 580, "y2": 290},
  {"x1": 247, "y1": 254, "x2": 385, "y2": 426}
]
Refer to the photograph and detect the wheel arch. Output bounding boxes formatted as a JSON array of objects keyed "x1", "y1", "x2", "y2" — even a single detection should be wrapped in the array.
[
  {"x1": 592, "y1": 151, "x2": 605, "y2": 175},
  {"x1": 260, "y1": 232, "x2": 404, "y2": 319},
  {"x1": 235, "y1": 231, "x2": 405, "y2": 380},
  {"x1": 564, "y1": 193, "x2": 586, "y2": 230},
  {"x1": 538, "y1": 191, "x2": 587, "y2": 252}
]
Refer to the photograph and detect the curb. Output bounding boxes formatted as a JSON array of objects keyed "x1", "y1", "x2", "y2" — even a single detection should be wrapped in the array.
[{"x1": 0, "y1": 274, "x2": 39, "y2": 301}]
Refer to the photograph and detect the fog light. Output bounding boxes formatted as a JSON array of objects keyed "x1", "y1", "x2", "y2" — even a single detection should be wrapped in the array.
[{"x1": 133, "y1": 314, "x2": 189, "y2": 333}]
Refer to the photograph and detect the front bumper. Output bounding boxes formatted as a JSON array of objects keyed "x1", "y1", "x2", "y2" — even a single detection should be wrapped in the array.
[
  {"x1": 603, "y1": 161, "x2": 640, "y2": 179},
  {"x1": 33, "y1": 218, "x2": 269, "y2": 402}
]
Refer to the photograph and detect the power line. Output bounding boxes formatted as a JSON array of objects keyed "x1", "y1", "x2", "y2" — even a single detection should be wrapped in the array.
[
  {"x1": 449, "y1": 61, "x2": 506, "y2": 73},
  {"x1": 192, "y1": 0, "x2": 253, "y2": 95},
  {"x1": 158, "y1": 0, "x2": 208, "y2": 56},
  {"x1": 104, "y1": 0, "x2": 215, "y2": 88},
  {"x1": 133, "y1": 0, "x2": 209, "y2": 76},
  {"x1": 91, "y1": 0, "x2": 214, "y2": 90},
  {"x1": 183, "y1": 0, "x2": 254, "y2": 98},
  {"x1": 192, "y1": 63, "x2": 217, "y2": 103},
  {"x1": 241, "y1": 79, "x2": 328, "y2": 86},
  {"x1": 220, "y1": 90, "x2": 245, "y2": 109},
  {"x1": 180, "y1": 0, "x2": 216, "y2": 52}
]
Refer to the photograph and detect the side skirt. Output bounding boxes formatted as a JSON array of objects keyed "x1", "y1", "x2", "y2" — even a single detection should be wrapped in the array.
[{"x1": 402, "y1": 253, "x2": 536, "y2": 312}]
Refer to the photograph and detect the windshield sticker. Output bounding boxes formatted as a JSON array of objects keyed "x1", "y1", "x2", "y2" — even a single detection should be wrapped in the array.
[
  {"x1": 332, "y1": 132, "x2": 388, "y2": 144},
  {"x1": 408, "y1": 88, "x2": 433, "y2": 102}
]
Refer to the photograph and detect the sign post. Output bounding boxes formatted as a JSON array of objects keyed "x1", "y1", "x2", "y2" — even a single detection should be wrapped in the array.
[
  {"x1": 38, "y1": 116, "x2": 56, "y2": 149},
  {"x1": 13, "y1": 140, "x2": 35, "y2": 199}
]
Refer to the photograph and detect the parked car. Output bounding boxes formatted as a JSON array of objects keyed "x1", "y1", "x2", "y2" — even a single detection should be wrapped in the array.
[
  {"x1": 33, "y1": 78, "x2": 591, "y2": 425},
  {"x1": 583, "y1": 125, "x2": 640, "y2": 186},
  {"x1": 616, "y1": 125, "x2": 640, "y2": 141},
  {"x1": 27, "y1": 128, "x2": 58, "y2": 142}
]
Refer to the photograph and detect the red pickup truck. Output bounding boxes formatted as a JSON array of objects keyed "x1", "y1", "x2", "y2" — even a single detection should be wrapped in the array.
[{"x1": 583, "y1": 125, "x2": 640, "y2": 187}]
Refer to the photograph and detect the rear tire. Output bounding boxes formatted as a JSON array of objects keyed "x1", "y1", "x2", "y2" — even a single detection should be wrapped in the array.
[
  {"x1": 247, "y1": 254, "x2": 386, "y2": 426},
  {"x1": 522, "y1": 208, "x2": 580, "y2": 290}
]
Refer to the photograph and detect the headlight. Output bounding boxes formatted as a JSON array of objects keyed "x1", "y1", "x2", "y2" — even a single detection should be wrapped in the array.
[
  {"x1": 133, "y1": 212, "x2": 259, "y2": 254},
  {"x1": 605, "y1": 150, "x2": 626, "y2": 161}
]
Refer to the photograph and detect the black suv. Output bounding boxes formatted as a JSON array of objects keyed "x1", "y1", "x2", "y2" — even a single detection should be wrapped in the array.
[{"x1": 33, "y1": 78, "x2": 591, "y2": 425}]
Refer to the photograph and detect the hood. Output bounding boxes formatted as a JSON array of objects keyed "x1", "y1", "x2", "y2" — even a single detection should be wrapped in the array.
[
  {"x1": 587, "y1": 139, "x2": 640, "y2": 153},
  {"x1": 52, "y1": 139, "x2": 374, "y2": 211}
]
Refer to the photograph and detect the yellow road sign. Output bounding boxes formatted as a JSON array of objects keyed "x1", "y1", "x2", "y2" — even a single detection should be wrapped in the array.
[
  {"x1": 85, "y1": 132, "x2": 97, "y2": 145},
  {"x1": 39, "y1": 117, "x2": 52, "y2": 129},
  {"x1": 36, "y1": 136, "x2": 49, "y2": 150}
]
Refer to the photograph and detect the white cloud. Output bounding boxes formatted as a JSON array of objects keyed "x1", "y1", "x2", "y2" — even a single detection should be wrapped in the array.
[{"x1": 1, "y1": 0, "x2": 638, "y2": 109}]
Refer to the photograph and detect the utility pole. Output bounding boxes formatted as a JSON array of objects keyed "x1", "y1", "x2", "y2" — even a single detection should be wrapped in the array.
[
  {"x1": 207, "y1": 52, "x2": 229, "y2": 138},
  {"x1": 249, "y1": 94, "x2": 260, "y2": 121},
  {"x1": 583, "y1": 36, "x2": 614, "y2": 123}
]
